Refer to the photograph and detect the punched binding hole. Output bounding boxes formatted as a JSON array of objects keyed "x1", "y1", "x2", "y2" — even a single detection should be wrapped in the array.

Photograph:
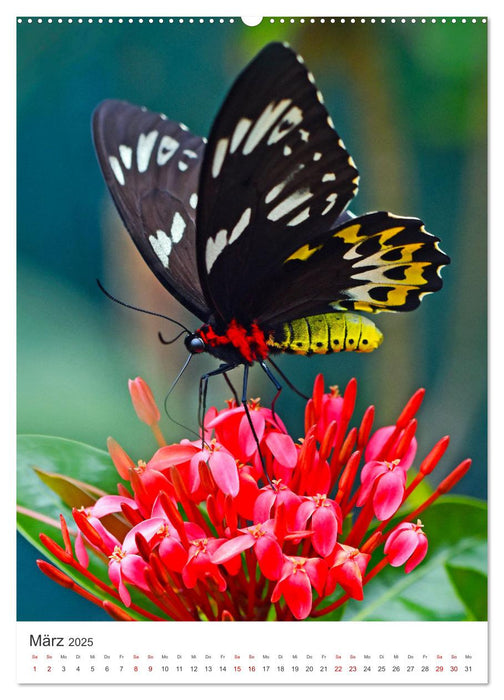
[{"x1": 241, "y1": 16, "x2": 263, "y2": 26}]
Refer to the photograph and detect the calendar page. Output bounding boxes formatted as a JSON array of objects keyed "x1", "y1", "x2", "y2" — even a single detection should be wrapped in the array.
[{"x1": 15, "y1": 5, "x2": 488, "y2": 688}]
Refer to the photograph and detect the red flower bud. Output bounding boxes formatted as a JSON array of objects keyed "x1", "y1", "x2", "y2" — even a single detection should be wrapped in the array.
[{"x1": 128, "y1": 377, "x2": 161, "y2": 426}]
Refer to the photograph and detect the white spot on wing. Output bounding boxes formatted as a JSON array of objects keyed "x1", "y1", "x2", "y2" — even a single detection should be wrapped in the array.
[
  {"x1": 345, "y1": 283, "x2": 381, "y2": 303},
  {"x1": 137, "y1": 130, "x2": 159, "y2": 172},
  {"x1": 212, "y1": 138, "x2": 229, "y2": 178},
  {"x1": 265, "y1": 182, "x2": 287, "y2": 204},
  {"x1": 109, "y1": 156, "x2": 125, "y2": 185},
  {"x1": 243, "y1": 99, "x2": 291, "y2": 155},
  {"x1": 170, "y1": 212, "x2": 186, "y2": 243},
  {"x1": 149, "y1": 230, "x2": 172, "y2": 268},
  {"x1": 322, "y1": 193, "x2": 338, "y2": 215},
  {"x1": 268, "y1": 189, "x2": 313, "y2": 222},
  {"x1": 119, "y1": 145, "x2": 132, "y2": 169},
  {"x1": 189, "y1": 193, "x2": 198, "y2": 209},
  {"x1": 230, "y1": 118, "x2": 252, "y2": 153},
  {"x1": 342, "y1": 244, "x2": 363, "y2": 261},
  {"x1": 351, "y1": 268, "x2": 396, "y2": 284},
  {"x1": 283, "y1": 145, "x2": 292, "y2": 156},
  {"x1": 268, "y1": 106, "x2": 303, "y2": 145},
  {"x1": 178, "y1": 148, "x2": 198, "y2": 172},
  {"x1": 287, "y1": 207, "x2": 310, "y2": 226},
  {"x1": 206, "y1": 229, "x2": 228, "y2": 273},
  {"x1": 313, "y1": 152, "x2": 322, "y2": 161},
  {"x1": 157, "y1": 134, "x2": 179, "y2": 166},
  {"x1": 299, "y1": 129, "x2": 310, "y2": 142},
  {"x1": 322, "y1": 173, "x2": 336, "y2": 182},
  {"x1": 229, "y1": 207, "x2": 251, "y2": 244}
]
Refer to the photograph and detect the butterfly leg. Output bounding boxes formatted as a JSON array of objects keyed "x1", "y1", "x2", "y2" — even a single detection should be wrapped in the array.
[
  {"x1": 266, "y1": 357, "x2": 309, "y2": 401},
  {"x1": 222, "y1": 372, "x2": 240, "y2": 405},
  {"x1": 258, "y1": 360, "x2": 284, "y2": 432},
  {"x1": 199, "y1": 363, "x2": 237, "y2": 445},
  {"x1": 241, "y1": 364, "x2": 273, "y2": 487}
]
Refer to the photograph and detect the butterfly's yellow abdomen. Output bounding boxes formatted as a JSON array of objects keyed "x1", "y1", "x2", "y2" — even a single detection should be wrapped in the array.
[{"x1": 267, "y1": 313, "x2": 383, "y2": 354}]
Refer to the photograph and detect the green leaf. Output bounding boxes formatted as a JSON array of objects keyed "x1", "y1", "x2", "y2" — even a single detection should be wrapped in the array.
[
  {"x1": 17, "y1": 434, "x2": 121, "y2": 516},
  {"x1": 16, "y1": 435, "x2": 164, "y2": 621},
  {"x1": 341, "y1": 497, "x2": 487, "y2": 621},
  {"x1": 34, "y1": 468, "x2": 108, "y2": 506},
  {"x1": 445, "y1": 560, "x2": 488, "y2": 621}
]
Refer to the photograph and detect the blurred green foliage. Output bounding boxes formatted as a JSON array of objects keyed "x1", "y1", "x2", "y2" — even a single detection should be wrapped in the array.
[{"x1": 17, "y1": 15, "x2": 486, "y2": 620}]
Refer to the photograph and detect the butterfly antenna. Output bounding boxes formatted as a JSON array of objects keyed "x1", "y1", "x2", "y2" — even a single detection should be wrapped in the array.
[
  {"x1": 159, "y1": 329, "x2": 187, "y2": 345},
  {"x1": 162, "y1": 353, "x2": 201, "y2": 440},
  {"x1": 96, "y1": 279, "x2": 191, "y2": 334}
]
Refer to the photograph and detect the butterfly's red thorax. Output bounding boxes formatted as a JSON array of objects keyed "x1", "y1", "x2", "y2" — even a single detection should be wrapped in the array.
[{"x1": 198, "y1": 320, "x2": 269, "y2": 364}]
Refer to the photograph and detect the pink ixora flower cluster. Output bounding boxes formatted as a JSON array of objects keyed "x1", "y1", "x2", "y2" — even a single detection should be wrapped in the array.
[{"x1": 39, "y1": 375, "x2": 471, "y2": 621}]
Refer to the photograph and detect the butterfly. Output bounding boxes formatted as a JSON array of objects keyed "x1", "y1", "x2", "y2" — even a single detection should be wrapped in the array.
[{"x1": 92, "y1": 41, "x2": 449, "y2": 417}]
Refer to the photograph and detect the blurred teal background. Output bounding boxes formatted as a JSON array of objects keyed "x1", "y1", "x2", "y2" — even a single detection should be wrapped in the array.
[{"x1": 17, "y1": 17, "x2": 486, "y2": 620}]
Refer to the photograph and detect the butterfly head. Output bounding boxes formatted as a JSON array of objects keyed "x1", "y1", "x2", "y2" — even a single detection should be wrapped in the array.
[{"x1": 184, "y1": 333, "x2": 207, "y2": 355}]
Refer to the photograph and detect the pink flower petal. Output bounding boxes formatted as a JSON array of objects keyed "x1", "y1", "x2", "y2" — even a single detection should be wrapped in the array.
[
  {"x1": 312, "y1": 507, "x2": 338, "y2": 556},
  {"x1": 265, "y1": 431, "x2": 298, "y2": 468},
  {"x1": 373, "y1": 470, "x2": 406, "y2": 520},
  {"x1": 365, "y1": 426, "x2": 417, "y2": 470},
  {"x1": 254, "y1": 536, "x2": 284, "y2": 580},
  {"x1": 365, "y1": 426, "x2": 395, "y2": 461},
  {"x1": 149, "y1": 443, "x2": 198, "y2": 470},
  {"x1": 280, "y1": 570, "x2": 313, "y2": 620},
  {"x1": 121, "y1": 553, "x2": 149, "y2": 591},
  {"x1": 239, "y1": 411, "x2": 265, "y2": 456},
  {"x1": 91, "y1": 495, "x2": 138, "y2": 518},
  {"x1": 400, "y1": 437, "x2": 418, "y2": 470},
  {"x1": 189, "y1": 451, "x2": 205, "y2": 492},
  {"x1": 305, "y1": 557, "x2": 328, "y2": 596},
  {"x1": 123, "y1": 517, "x2": 166, "y2": 552},
  {"x1": 360, "y1": 459, "x2": 389, "y2": 485},
  {"x1": 74, "y1": 532, "x2": 89, "y2": 568},
  {"x1": 108, "y1": 560, "x2": 131, "y2": 606},
  {"x1": 159, "y1": 537, "x2": 188, "y2": 572},
  {"x1": 294, "y1": 500, "x2": 316, "y2": 529},
  {"x1": 253, "y1": 490, "x2": 276, "y2": 522},
  {"x1": 212, "y1": 534, "x2": 255, "y2": 564},
  {"x1": 385, "y1": 529, "x2": 418, "y2": 566},
  {"x1": 86, "y1": 517, "x2": 121, "y2": 554},
  {"x1": 206, "y1": 405, "x2": 245, "y2": 428},
  {"x1": 233, "y1": 471, "x2": 260, "y2": 520},
  {"x1": 209, "y1": 451, "x2": 239, "y2": 496},
  {"x1": 405, "y1": 534, "x2": 428, "y2": 573}
]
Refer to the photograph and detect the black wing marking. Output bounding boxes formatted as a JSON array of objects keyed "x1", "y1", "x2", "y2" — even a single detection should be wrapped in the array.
[
  {"x1": 92, "y1": 100, "x2": 210, "y2": 321},
  {"x1": 253, "y1": 211, "x2": 450, "y2": 327},
  {"x1": 195, "y1": 42, "x2": 359, "y2": 325}
]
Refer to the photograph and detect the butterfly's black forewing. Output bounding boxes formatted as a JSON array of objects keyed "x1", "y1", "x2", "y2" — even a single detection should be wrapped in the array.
[
  {"x1": 196, "y1": 43, "x2": 359, "y2": 325},
  {"x1": 92, "y1": 100, "x2": 210, "y2": 321}
]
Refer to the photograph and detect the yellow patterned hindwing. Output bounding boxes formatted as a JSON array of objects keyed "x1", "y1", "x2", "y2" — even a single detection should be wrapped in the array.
[{"x1": 279, "y1": 212, "x2": 450, "y2": 317}]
